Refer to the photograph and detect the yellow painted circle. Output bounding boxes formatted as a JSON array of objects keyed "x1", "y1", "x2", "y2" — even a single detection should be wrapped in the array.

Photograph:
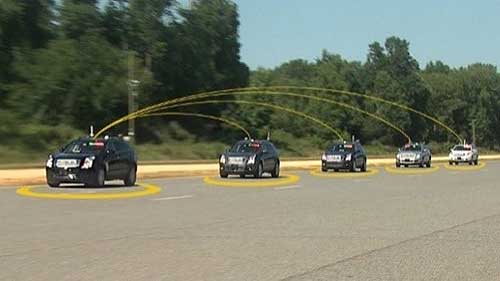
[
  {"x1": 16, "y1": 183, "x2": 161, "y2": 200},
  {"x1": 443, "y1": 161, "x2": 486, "y2": 171},
  {"x1": 310, "y1": 168, "x2": 379, "y2": 178},
  {"x1": 203, "y1": 174, "x2": 300, "y2": 188},
  {"x1": 384, "y1": 165, "x2": 440, "y2": 175}
]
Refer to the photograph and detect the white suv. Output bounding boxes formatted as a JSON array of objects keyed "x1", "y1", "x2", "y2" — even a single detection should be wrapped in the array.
[{"x1": 449, "y1": 144, "x2": 479, "y2": 165}]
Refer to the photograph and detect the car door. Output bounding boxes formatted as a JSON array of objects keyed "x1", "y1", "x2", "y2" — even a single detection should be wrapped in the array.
[
  {"x1": 114, "y1": 140, "x2": 130, "y2": 178},
  {"x1": 104, "y1": 141, "x2": 119, "y2": 179},
  {"x1": 354, "y1": 144, "x2": 363, "y2": 166},
  {"x1": 261, "y1": 143, "x2": 274, "y2": 171}
]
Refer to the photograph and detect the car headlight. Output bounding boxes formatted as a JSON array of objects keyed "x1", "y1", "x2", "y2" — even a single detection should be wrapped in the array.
[
  {"x1": 396, "y1": 154, "x2": 401, "y2": 159},
  {"x1": 46, "y1": 155, "x2": 53, "y2": 168},
  {"x1": 219, "y1": 155, "x2": 226, "y2": 165},
  {"x1": 415, "y1": 154, "x2": 421, "y2": 159},
  {"x1": 247, "y1": 155, "x2": 256, "y2": 165},
  {"x1": 345, "y1": 154, "x2": 352, "y2": 161},
  {"x1": 81, "y1": 156, "x2": 95, "y2": 169},
  {"x1": 321, "y1": 153, "x2": 326, "y2": 161}
]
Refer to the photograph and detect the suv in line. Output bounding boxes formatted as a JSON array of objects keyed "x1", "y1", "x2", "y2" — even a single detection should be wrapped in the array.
[
  {"x1": 46, "y1": 137, "x2": 137, "y2": 187},
  {"x1": 219, "y1": 139, "x2": 280, "y2": 178},
  {"x1": 396, "y1": 143, "x2": 432, "y2": 168},
  {"x1": 449, "y1": 144, "x2": 479, "y2": 165},
  {"x1": 321, "y1": 140, "x2": 367, "y2": 172}
]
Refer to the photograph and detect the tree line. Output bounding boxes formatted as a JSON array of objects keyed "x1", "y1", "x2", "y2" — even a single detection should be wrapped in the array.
[{"x1": 0, "y1": 0, "x2": 498, "y2": 159}]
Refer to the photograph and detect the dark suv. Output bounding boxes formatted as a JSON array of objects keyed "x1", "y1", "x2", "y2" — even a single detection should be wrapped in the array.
[
  {"x1": 321, "y1": 140, "x2": 367, "y2": 172},
  {"x1": 45, "y1": 137, "x2": 137, "y2": 187},
  {"x1": 219, "y1": 139, "x2": 280, "y2": 178}
]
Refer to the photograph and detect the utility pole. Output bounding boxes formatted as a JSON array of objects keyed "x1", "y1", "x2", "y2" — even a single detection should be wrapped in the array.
[
  {"x1": 472, "y1": 119, "x2": 476, "y2": 144},
  {"x1": 128, "y1": 51, "x2": 140, "y2": 144}
]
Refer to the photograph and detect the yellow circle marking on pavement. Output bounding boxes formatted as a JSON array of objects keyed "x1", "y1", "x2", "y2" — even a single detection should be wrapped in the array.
[
  {"x1": 203, "y1": 174, "x2": 300, "y2": 188},
  {"x1": 310, "y1": 168, "x2": 379, "y2": 178},
  {"x1": 16, "y1": 183, "x2": 161, "y2": 200},
  {"x1": 384, "y1": 165, "x2": 440, "y2": 175},
  {"x1": 443, "y1": 161, "x2": 486, "y2": 171}
]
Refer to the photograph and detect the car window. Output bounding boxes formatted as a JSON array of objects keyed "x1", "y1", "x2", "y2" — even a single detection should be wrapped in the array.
[
  {"x1": 327, "y1": 144, "x2": 353, "y2": 152},
  {"x1": 115, "y1": 140, "x2": 130, "y2": 152},
  {"x1": 62, "y1": 140, "x2": 105, "y2": 154},
  {"x1": 453, "y1": 145, "x2": 471, "y2": 151},
  {"x1": 230, "y1": 141, "x2": 262, "y2": 153},
  {"x1": 106, "y1": 141, "x2": 117, "y2": 152}
]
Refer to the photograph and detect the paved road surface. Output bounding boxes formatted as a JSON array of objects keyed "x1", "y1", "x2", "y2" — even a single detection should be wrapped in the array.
[{"x1": 1, "y1": 163, "x2": 499, "y2": 280}]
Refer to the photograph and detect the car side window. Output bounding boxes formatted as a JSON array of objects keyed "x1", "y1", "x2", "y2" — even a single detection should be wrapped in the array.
[
  {"x1": 115, "y1": 140, "x2": 129, "y2": 152},
  {"x1": 106, "y1": 141, "x2": 116, "y2": 153}
]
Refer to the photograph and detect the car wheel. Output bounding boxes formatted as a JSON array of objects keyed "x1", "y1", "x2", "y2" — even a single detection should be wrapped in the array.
[
  {"x1": 474, "y1": 160, "x2": 478, "y2": 165},
  {"x1": 239, "y1": 174, "x2": 245, "y2": 178},
  {"x1": 333, "y1": 168, "x2": 339, "y2": 172},
  {"x1": 271, "y1": 162, "x2": 280, "y2": 178},
  {"x1": 350, "y1": 161, "x2": 356, "y2": 172},
  {"x1": 254, "y1": 162, "x2": 263, "y2": 178},
  {"x1": 361, "y1": 159, "x2": 367, "y2": 172},
  {"x1": 89, "y1": 168, "x2": 105, "y2": 187},
  {"x1": 427, "y1": 161, "x2": 432, "y2": 168},
  {"x1": 321, "y1": 167, "x2": 328, "y2": 172},
  {"x1": 47, "y1": 181, "x2": 60, "y2": 188},
  {"x1": 396, "y1": 163, "x2": 401, "y2": 168},
  {"x1": 220, "y1": 172, "x2": 228, "y2": 178},
  {"x1": 469, "y1": 161, "x2": 473, "y2": 165},
  {"x1": 124, "y1": 166, "x2": 137, "y2": 187}
]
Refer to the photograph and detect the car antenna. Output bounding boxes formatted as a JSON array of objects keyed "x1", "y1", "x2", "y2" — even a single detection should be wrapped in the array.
[
  {"x1": 89, "y1": 125, "x2": 94, "y2": 138},
  {"x1": 267, "y1": 131, "x2": 271, "y2": 141}
]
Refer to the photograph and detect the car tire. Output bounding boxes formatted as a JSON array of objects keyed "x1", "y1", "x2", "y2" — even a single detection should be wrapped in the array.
[
  {"x1": 469, "y1": 161, "x2": 473, "y2": 165},
  {"x1": 321, "y1": 167, "x2": 328, "y2": 172},
  {"x1": 220, "y1": 172, "x2": 228, "y2": 178},
  {"x1": 361, "y1": 159, "x2": 367, "y2": 172},
  {"x1": 350, "y1": 161, "x2": 356, "y2": 173},
  {"x1": 88, "y1": 168, "x2": 105, "y2": 187},
  {"x1": 333, "y1": 168, "x2": 339, "y2": 172},
  {"x1": 254, "y1": 162, "x2": 263, "y2": 178},
  {"x1": 271, "y1": 162, "x2": 280, "y2": 178},
  {"x1": 239, "y1": 174, "x2": 245, "y2": 178},
  {"x1": 396, "y1": 163, "x2": 400, "y2": 168},
  {"x1": 474, "y1": 160, "x2": 478, "y2": 165},
  {"x1": 124, "y1": 166, "x2": 137, "y2": 187},
  {"x1": 427, "y1": 161, "x2": 432, "y2": 168},
  {"x1": 47, "y1": 181, "x2": 60, "y2": 188}
]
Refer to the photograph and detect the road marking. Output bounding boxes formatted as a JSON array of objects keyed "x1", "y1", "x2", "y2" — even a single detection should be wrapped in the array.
[
  {"x1": 384, "y1": 165, "x2": 440, "y2": 175},
  {"x1": 274, "y1": 185, "x2": 301, "y2": 190},
  {"x1": 203, "y1": 174, "x2": 300, "y2": 188},
  {"x1": 310, "y1": 168, "x2": 379, "y2": 178},
  {"x1": 152, "y1": 195, "x2": 193, "y2": 201},
  {"x1": 443, "y1": 161, "x2": 486, "y2": 171},
  {"x1": 16, "y1": 183, "x2": 161, "y2": 200}
]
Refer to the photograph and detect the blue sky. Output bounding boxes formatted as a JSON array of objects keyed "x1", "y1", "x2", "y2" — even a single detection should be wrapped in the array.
[{"x1": 231, "y1": 0, "x2": 500, "y2": 70}]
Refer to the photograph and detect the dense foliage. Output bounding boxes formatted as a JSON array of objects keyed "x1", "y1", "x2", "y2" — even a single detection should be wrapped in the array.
[{"x1": 0, "y1": 0, "x2": 499, "y2": 162}]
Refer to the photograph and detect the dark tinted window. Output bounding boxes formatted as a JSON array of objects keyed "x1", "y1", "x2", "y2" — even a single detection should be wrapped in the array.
[
  {"x1": 63, "y1": 140, "x2": 105, "y2": 154},
  {"x1": 401, "y1": 144, "x2": 422, "y2": 151},
  {"x1": 115, "y1": 140, "x2": 131, "y2": 152},
  {"x1": 327, "y1": 143, "x2": 353, "y2": 153},
  {"x1": 230, "y1": 141, "x2": 262, "y2": 153}
]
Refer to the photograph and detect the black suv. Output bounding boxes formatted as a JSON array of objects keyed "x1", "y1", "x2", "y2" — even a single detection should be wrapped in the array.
[
  {"x1": 45, "y1": 137, "x2": 137, "y2": 187},
  {"x1": 321, "y1": 140, "x2": 367, "y2": 172},
  {"x1": 219, "y1": 139, "x2": 280, "y2": 178}
]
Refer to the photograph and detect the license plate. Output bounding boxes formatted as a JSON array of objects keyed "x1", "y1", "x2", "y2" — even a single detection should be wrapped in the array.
[
  {"x1": 326, "y1": 155, "x2": 341, "y2": 162},
  {"x1": 228, "y1": 157, "x2": 244, "y2": 165},
  {"x1": 56, "y1": 159, "x2": 79, "y2": 169}
]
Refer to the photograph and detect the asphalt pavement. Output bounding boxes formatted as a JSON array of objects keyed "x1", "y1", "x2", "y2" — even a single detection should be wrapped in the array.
[{"x1": 1, "y1": 162, "x2": 500, "y2": 281}]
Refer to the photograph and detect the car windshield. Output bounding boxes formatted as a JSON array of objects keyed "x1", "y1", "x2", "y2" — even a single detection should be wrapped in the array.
[
  {"x1": 62, "y1": 140, "x2": 105, "y2": 154},
  {"x1": 327, "y1": 144, "x2": 353, "y2": 153},
  {"x1": 453, "y1": 145, "x2": 471, "y2": 151},
  {"x1": 230, "y1": 142, "x2": 261, "y2": 153},
  {"x1": 401, "y1": 144, "x2": 422, "y2": 151}
]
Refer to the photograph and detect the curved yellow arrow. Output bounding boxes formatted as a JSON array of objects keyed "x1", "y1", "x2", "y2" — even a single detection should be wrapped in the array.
[{"x1": 140, "y1": 112, "x2": 251, "y2": 139}]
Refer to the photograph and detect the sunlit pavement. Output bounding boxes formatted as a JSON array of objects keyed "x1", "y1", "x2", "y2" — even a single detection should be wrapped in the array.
[{"x1": 0, "y1": 162, "x2": 499, "y2": 281}]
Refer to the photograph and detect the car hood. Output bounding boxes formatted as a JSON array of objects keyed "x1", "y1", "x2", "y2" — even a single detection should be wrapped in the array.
[
  {"x1": 325, "y1": 151, "x2": 351, "y2": 156},
  {"x1": 52, "y1": 152, "x2": 96, "y2": 160},
  {"x1": 224, "y1": 152, "x2": 256, "y2": 158}
]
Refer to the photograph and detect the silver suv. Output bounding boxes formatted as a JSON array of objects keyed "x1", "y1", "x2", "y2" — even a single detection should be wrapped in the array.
[
  {"x1": 396, "y1": 143, "x2": 432, "y2": 168},
  {"x1": 449, "y1": 144, "x2": 479, "y2": 165}
]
